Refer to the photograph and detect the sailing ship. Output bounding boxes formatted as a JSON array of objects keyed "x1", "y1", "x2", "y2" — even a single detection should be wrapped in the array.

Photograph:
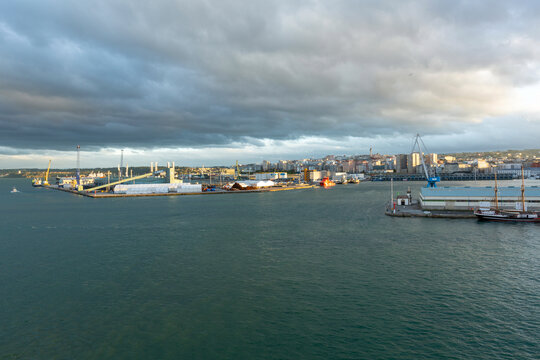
[{"x1": 474, "y1": 166, "x2": 539, "y2": 222}]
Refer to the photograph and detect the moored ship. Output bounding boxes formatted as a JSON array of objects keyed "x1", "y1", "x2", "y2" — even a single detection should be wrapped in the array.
[
  {"x1": 474, "y1": 208, "x2": 539, "y2": 222},
  {"x1": 474, "y1": 166, "x2": 539, "y2": 222},
  {"x1": 319, "y1": 177, "x2": 335, "y2": 188},
  {"x1": 32, "y1": 160, "x2": 52, "y2": 187}
]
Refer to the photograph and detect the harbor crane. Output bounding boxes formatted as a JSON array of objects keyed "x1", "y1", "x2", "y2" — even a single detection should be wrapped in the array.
[
  {"x1": 32, "y1": 160, "x2": 52, "y2": 186},
  {"x1": 235, "y1": 160, "x2": 241, "y2": 180},
  {"x1": 43, "y1": 160, "x2": 51, "y2": 186},
  {"x1": 119, "y1": 149, "x2": 124, "y2": 180},
  {"x1": 411, "y1": 134, "x2": 440, "y2": 188},
  {"x1": 84, "y1": 170, "x2": 164, "y2": 193},
  {"x1": 76, "y1": 145, "x2": 82, "y2": 191}
]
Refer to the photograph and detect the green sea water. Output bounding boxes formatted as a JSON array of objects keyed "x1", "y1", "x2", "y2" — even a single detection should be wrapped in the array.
[{"x1": 1, "y1": 178, "x2": 539, "y2": 359}]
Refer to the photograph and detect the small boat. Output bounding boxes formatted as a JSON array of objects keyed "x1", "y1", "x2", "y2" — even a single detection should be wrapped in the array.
[
  {"x1": 319, "y1": 177, "x2": 335, "y2": 188},
  {"x1": 11, "y1": 187, "x2": 19, "y2": 193}
]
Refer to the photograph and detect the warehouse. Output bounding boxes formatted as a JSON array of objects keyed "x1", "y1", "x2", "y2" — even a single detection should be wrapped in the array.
[
  {"x1": 114, "y1": 183, "x2": 202, "y2": 195},
  {"x1": 420, "y1": 186, "x2": 540, "y2": 211}
]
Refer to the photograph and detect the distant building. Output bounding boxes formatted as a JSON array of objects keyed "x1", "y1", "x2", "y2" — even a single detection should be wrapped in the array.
[
  {"x1": 220, "y1": 168, "x2": 236, "y2": 176},
  {"x1": 277, "y1": 160, "x2": 288, "y2": 171},
  {"x1": 262, "y1": 160, "x2": 271, "y2": 171},
  {"x1": 442, "y1": 163, "x2": 472, "y2": 174},
  {"x1": 255, "y1": 172, "x2": 288, "y2": 181},
  {"x1": 407, "y1": 152, "x2": 421, "y2": 174},
  {"x1": 497, "y1": 168, "x2": 532, "y2": 178},
  {"x1": 356, "y1": 163, "x2": 368, "y2": 173},
  {"x1": 476, "y1": 159, "x2": 490, "y2": 169},
  {"x1": 340, "y1": 159, "x2": 355, "y2": 173},
  {"x1": 308, "y1": 170, "x2": 330, "y2": 182},
  {"x1": 444, "y1": 155, "x2": 456, "y2": 162},
  {"x1": 395, "y1": 154, "x2": 408, "y2": 174},
  {"x1": 427, "y1": 153, "x2": 438, "y2": 166}
]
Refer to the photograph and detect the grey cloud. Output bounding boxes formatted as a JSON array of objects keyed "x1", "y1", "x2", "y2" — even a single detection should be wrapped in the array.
[{"x1": 0, "y1": 0, "x2": 539, "y2": 151}]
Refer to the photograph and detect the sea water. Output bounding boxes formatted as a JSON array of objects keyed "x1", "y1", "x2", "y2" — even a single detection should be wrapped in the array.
[{"x1": 0, "y1": 179, "x2": 538, "y2": 359}]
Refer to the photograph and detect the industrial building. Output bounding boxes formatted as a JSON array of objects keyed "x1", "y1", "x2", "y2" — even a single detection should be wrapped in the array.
[
  {"x1": 114, "y1": 183, "x2": 202, "y2": 195},
  {"x1": 420, "y1": 186, "x2": 540, "y2": 211},
  {"x1": 255, "y1": 172, "x2": 288, "y2": 181}
]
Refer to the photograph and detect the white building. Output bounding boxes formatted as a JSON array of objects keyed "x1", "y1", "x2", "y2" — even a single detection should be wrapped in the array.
[
  {"x1": 407, "y1": 152, "x2": 421, "y2": 174},
  {"x1": 420, "y1": 186, "x2": 540, "y2": 211},
  {"x1": 255, "y1": 172, "x2": 288, "y2": 181},
  {"x1": 114, "y1": 183, "x2": 202, "y2": 194}
]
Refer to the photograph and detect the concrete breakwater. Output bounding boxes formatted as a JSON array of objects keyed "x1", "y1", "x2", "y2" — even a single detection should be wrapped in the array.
[{"x1": 385, "y1": 202, "x2": 476, "y2": 219}]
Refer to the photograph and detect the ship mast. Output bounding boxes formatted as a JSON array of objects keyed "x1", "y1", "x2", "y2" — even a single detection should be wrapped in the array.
[
  {"x1": 521, "y1": 164, "x2": 526, "y2": 212},
  {"x1": 494, "y1": 170, "x2": 499, "y2": 211}
]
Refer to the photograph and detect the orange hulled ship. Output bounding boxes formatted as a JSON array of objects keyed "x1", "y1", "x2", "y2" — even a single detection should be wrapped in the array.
[{"x1": 319, "y1": 177, "x2": 335, "y2": 188}]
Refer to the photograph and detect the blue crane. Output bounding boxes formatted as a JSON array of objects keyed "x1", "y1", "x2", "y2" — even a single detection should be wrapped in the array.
[{"x1": 411, "y1": 134, "x2": 440, "y2": 188}]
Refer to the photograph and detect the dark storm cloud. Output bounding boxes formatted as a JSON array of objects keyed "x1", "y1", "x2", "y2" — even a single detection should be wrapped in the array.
[{"x1": 1, "y1": 0, "x2": 539, "y2": 151}]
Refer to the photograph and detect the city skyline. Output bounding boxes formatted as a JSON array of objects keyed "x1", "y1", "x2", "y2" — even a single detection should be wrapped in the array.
[
  {"x1": 2, "y1": 1, "x2": 540, "y2": 168},
  {"x1": 3, "y1": 145, "x2": 539, "y2": 170}
]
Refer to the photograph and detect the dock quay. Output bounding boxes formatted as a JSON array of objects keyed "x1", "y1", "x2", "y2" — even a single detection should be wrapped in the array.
[
  {"x1": 44, "y1": 184, "x2": 315, "y2": 198},
  {"x1": 386, "y1": 180, "x2": 540, "y2": 218},
  {"x1": 385, "y1": 202, "x2": 475, "y2": 219},
  {"x1": 420, "y1": 186, "x2": 540, "y2": 211},
  {"x1": 372, "y1": 173, "x2": 514, "y2": 182}
]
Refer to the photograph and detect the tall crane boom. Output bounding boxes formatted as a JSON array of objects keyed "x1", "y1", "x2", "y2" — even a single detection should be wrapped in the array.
[
  {"x1": 235, "y1": 160, "x2": 241, "y2": 180},
  {"x1": 44, "y1": 160, "x2": 51, "y2": 186},
  {"x1": 84, "y1": 171, "x2": 159, "y2": 192},
  {"x1": 411, "y1": 134, "x2": 440, "y2": 188},
  {"x1": 76, "y1": 145, "x2": 81, "y2": 188}
]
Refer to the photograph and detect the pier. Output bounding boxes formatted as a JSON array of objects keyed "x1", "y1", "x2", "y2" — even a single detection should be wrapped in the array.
[
  {"x1": 372, "y1": 173, "x2": 514, "y2": 182},
  {"x1": 44, "y1": 184, "x2": 315, "y2": 198},
  {"x1": 385, "y1": 202, "x2": 476, "y2": 219}
]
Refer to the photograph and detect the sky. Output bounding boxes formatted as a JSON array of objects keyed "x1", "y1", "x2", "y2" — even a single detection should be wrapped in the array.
[{"x1": 1, "y1": 0, "x2": 540, "y2": 168}]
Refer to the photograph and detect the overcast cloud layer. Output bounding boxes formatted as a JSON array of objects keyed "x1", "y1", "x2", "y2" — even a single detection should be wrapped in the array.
[{"x1": 1, "y1": 0, "x2": 540, "y2": 167}]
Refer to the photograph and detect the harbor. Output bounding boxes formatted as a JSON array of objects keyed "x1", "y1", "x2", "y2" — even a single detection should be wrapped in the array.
[
  {"x1": 28, "y1": 152, "x2": 361, "y2": 198},
  {"x1": 385, "y1": 180, "x2": 540, "y2": 220},
  {"x1": 28, "y1": 153, "x2": 320, "y2": 198},
  {"x1": 21, "y1": 141, "x2": 540, "y2": 222},
  {"x1": 43, "y1": 182, "x2": 315, "y2": 198},
  {"x1": 4, "y1": 1, "x2": 540, "y2": 357}
]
